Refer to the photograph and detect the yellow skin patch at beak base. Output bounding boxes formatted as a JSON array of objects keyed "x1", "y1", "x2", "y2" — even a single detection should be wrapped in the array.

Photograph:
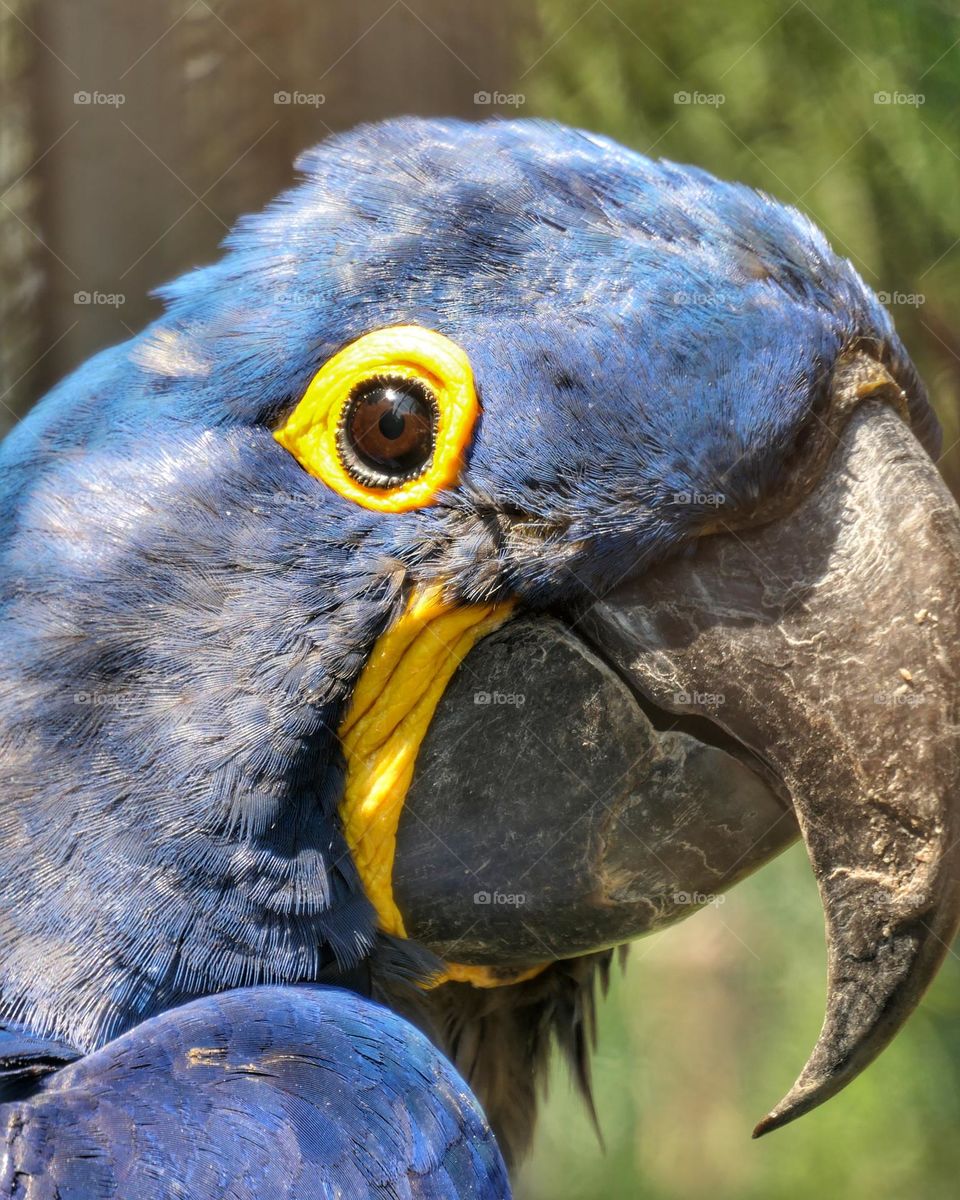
[{"x1": 338, "y1": 585, "x2": 546, "y2": 988}]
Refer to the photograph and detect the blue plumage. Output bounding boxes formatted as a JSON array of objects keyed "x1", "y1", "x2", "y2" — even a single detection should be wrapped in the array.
[
  {"x1": 0, "y1": 117, "x2": 937, "y2": 1191},
  {"x1": 0, "y1": 986, "x2": 508, "y2": 1198}
]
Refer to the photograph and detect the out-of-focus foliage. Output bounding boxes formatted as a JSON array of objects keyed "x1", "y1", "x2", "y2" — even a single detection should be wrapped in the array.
[
  {"x1": 518, "y1": 3, "x2": 960, "y2": 1196},
  {"x1": 523, "y1": 0, "x2": 960, "y2": 490},
  {"x1": 518, "y1": 847, "x2": 960, "y2": 1199}
]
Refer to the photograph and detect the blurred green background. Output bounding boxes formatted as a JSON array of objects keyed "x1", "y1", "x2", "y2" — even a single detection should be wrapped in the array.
[
  {"x1": 2, "y1": 2, "x2": 959, "y2": 1196},
  {"x1": 524, "y1": 0, "x2": 960, "y2": 494},
  {"x1": 518, "y1": 2, "x2": 960, "y2": 1196},
  {"x1": 517, "y1": 848, "x2": 960, "y2": 1200}
]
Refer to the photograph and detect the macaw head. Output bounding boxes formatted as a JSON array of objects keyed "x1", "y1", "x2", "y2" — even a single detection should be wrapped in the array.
[{"x1": 1, "y1": 118, "x2": 957, "y2": 1160}]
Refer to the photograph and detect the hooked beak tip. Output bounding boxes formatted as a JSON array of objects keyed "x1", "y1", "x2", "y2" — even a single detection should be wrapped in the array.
[{"x1": 752, "y1": 1104, "x2": 800, "y2": 1139}]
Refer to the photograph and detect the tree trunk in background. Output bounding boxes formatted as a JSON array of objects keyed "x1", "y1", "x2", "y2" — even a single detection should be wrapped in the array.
[{"x1": 0, "y1": 0, "x2": 534, "y2": 436}]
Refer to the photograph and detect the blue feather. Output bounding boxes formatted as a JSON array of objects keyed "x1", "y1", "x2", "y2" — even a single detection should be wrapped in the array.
[
  {"x1": 0, "y1": 986, "x2": 510, "y2": 1198},
  {"x1": 0, "y1": 117, "x2": 931, "y2": 1050}
]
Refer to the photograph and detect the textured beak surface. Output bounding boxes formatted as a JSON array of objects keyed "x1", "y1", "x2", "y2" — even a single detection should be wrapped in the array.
[
  {"x1": 396, "y1": 615, "x2": 794, "y2": 966},
  {"x1": 580, "y1": 403, "x2": 960, "y2": 1134}
]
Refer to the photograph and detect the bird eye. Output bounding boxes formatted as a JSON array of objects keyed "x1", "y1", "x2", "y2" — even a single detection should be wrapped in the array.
[
  {"x1": 339, "y1": 376, "x2": 438, "y2": 487},
  {"x1": 274, "y1": 326, "x2": 478, "y2": 512}
]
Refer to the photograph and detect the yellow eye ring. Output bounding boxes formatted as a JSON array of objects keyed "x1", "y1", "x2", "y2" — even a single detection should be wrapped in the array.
[{"x1": 274, "y1": 326, "x2": 479, "y2": 513}]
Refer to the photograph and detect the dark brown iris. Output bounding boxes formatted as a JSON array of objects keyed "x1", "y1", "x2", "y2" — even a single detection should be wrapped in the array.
[{"x1": 338, "y1": 375, "x2": 438, "y2": 487}]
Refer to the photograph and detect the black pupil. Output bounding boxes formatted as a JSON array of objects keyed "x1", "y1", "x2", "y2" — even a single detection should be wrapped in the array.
[
  {"x1": 341, "y1": 377, "x2": 436, "y2": 484},
  {"x1": 378, "y1": 408, "x2": 406, "y2": 440}
]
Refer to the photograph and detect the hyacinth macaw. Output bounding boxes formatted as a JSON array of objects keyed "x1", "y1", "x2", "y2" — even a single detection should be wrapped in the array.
[{"x1": 1, "y1": 117, "x2": 959, "y2": 1196}]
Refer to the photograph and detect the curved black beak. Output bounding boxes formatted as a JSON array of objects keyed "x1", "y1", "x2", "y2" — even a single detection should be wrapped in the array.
[
  {"x1": 394, "y1": 383, "x2": 960, "y2": 1137},
  {"x1": 580, "y1": 401, "x2": 960, "y2": 1135}
]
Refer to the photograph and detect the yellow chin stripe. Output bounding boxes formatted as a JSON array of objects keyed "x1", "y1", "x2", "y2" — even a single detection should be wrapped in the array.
[{"x1": 338, "y1": 585, "x2": 545, "y2": 988}]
